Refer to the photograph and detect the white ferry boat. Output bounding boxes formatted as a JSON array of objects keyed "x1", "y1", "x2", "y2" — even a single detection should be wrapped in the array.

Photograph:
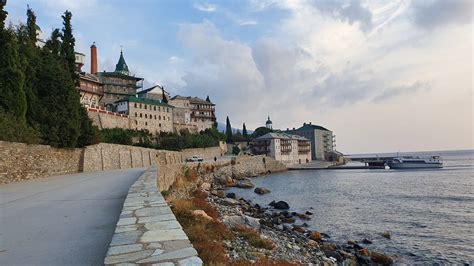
[{"x1": 387, "y1": 156, "x2": 443, "y2": 169}]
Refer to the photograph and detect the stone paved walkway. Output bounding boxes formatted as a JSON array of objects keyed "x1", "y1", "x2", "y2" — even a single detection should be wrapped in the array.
[{"x1": 104, "y1": 167, "x2": 202, "y2": 265}]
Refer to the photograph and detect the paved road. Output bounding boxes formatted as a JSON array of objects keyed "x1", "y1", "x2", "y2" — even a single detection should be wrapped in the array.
[{"x1": 0, "y1": 168, "x2": 145, "y2": 266}]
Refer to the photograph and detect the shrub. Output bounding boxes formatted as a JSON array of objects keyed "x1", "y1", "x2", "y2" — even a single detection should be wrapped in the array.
[
  {"x1": 184, "y1": 167, "x2": 199, "y2": 182},
  {"x1": 0, "y1": 111, "x2": 41, "y2": 144},
  {"x1": 234, "y1": 225, "x2": 275, "y2": 250}
]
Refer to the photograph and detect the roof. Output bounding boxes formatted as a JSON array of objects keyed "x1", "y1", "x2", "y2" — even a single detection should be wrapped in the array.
[
  {"x1": 116, "y1": 96, "x2": 174, "y2": 108},
  {"x1": 295, "y1": 123, "x2": 330, "y2": 132},
  {"x1": 79, "y1": 72, "x2": 102, "y2": 84},
  {"x1": 98, "y1": 71, "x2": 143, "y2": 81},
  {"x1": 255, "y1": 132, "x2": 309, "y2": 141},
  {"x1": 137, "y1": 85, "x2": 169, "y2": 95},
  {"x1": 170, "y1": 95, "x2": 214, "y2": 105},
  {"x1": 266, "y1": 116, "x2": 272, "y2": 125},
  {"x1": 115, "y1": 51, "x2": 130, "y2": 75}
]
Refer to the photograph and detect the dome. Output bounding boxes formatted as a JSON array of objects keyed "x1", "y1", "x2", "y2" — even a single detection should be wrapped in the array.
[{"x1": 265, "y1": 116, "x2": 272, "y2": 125}]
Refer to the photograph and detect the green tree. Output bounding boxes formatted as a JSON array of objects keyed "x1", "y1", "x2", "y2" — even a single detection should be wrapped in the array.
[
  {"x1": 0, "y1": 5, "x2": 27, "y2": 120},
  {"x1": 225, "y1": 116, "x2": 233, "y2": 143},
  {"x1": 60, "y1": 10, "x2": 76, "y2": 81},
  {"x1": 232, "y1": 145, "x2": 240, "y2": 155},
  {"x1": 44, "y1": 28, "x2": 61, "y2": 55},
  {"x1": 77, "y1": 107, "x2": 100, "y2": 147},
  {"x1": 161, "y1": 86, "x2": 168, "y2": 103},
  {"x1": 242, "y1": 123, "x2": 248, "y2": 140}
]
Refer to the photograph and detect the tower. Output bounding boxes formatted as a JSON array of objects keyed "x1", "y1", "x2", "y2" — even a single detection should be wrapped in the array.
[
  {"x1": 90, "y1": 42, "x2": 98, "y2": 74},
  {"x1": 265, "y1": 116, "x2": 273, "y2": 130}
]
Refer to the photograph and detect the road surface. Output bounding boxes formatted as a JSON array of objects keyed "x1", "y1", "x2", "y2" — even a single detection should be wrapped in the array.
[{"x1": 0, "y1": 168, "x2": 145, "y2": 265}]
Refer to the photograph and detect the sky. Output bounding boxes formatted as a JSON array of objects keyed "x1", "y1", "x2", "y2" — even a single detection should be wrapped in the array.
[{"x1": 5, "y1": 0, "x2": 473, "y2": 154}]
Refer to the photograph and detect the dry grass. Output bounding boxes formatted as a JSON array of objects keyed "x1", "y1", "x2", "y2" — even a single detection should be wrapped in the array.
[
  {"x1": 234, "y1": 225, "x2": 275, "y2": 250},
  {"x1": 170, "y1": 191, "x2": 234, "y2": 265},
  {"x1": 184, "y1": 167, "x2": 199, "y2": 182}
]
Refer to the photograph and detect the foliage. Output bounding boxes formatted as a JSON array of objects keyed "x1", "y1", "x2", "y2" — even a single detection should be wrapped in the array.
[
  {"x1": 156, "y1": 128, "x2": 225, "y2": 151},
  {"x1": 0, "y1": 111, "x2": 41, "y2": 144},
  {"x1": 225, "y1": 116, "x2": 233, "y2": 143},
  {"x1": 242, "y1": 123, "x2": 248, "y2": 140},
  {"x1": 0, "y1": 6, "x2": 99, "y2": 148},
  {"x1": 100, "y1": 128, "x2": 152, "y2": 146},
  {"x1": 251, "y1": 126, "x2": 273, "y2": 139},
  {"x1": 232, "y1": 145, "x2": 241, "y2": 155},
  {"x1": 233, "y1": 225, "x2": 275, "y2": 250}
]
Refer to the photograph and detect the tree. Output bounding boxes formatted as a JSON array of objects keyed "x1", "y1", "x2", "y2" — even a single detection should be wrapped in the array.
[
  {"x1": 60, "y1": 10, "x2": 76, "y2": 81},
  {"x1": 77, "y1": 107, "x2": 99, "y2": 147},
  {"x1": 242, "y1": 123, "x2": 248, "y2": 140},
  {"x1": 44, "y1": 28, "x2": 61, "y2": 55},
  {"x1": 251, "y1": 126, "x2": 272, "y2": 139},
  {"x1": 232, "y1": 145, "x2": 240, "y2": 155},
  {"x1": 0, "y1": 6, "x2": 27, "y2": 120},
  {"x1": 161, "y1": 86, "x2": 168, "y2": 103},
  {"x1": 225, "y1": 116, "x2": 233, "y2": 143},
  {"x1": 205, "y1": 95, "x2": 211, "y2": 102}
]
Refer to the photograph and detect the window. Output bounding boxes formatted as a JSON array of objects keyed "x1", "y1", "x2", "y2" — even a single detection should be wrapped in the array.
[
  {"x1": 135, "y1": 120, "x2": 138, "y2": 125},
  {"x1": 145, "y1": 114, "x2": 147, "y2": 118},
  {"x1": 154, "y1": 115, "x2": 156, "y2": 119},
  {"x1": 159, "y1": 115, "x2": 161, "y2": 120},
  {"x1": 135, "y1": 112, "x2": 137, "y2": 117},
  {"x1": 140, "y1": 113, "x2": 142, "y2": 118},
  {"x1": 159, "y1": 123, "x2": 161, "y2": 127},
  {"x1": 145, "y1": 122, "x2": 148, "y2": 126},
  {"x1": 154, "y1": 106, "x2": 156, "y2": 111},
  {"x1": 134, "y1": 103, "x2": 137, "y2": 108},
  {"x1": 140, "y1": 103, "x2": 142, "y2": 108}
]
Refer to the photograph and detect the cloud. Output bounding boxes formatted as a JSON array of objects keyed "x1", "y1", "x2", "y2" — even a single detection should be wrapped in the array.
[
  {"x1": 371, "y1": 81, "x2": 430, "y2": 103},
  {"x1": 314, "y1": 0, "x2": 373, "y2": 31},
  {"x1": 412, "y1": 0, "x2": 473, "y2": 29},
  {"x1": 193, "y1": 2, "x2": 217, "y2": 12},
  {"x1": 237, "y1": 19, "x2": 258, "y2": 26}
]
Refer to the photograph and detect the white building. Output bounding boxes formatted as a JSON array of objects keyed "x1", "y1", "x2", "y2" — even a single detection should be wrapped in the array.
[{"x1": 252, "y1": 132, "x2": 312, "y2": 165}]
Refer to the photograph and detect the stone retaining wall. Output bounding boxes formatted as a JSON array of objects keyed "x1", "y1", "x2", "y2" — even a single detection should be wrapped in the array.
[
  {"x1": 0, "y1": 141, "x2": 224, "y2": 184},
  {"x1": 104, "y1": 167, "x2": 202, "y2": 265}
]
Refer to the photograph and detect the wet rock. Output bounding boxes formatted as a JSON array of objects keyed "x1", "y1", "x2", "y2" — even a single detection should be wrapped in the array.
[
  {"x1": 347, "y1": 240, "x2": 357, "y2": 245},
  {"x1": 362, "y1": 238, "x2": 373, "y2": 244},
  {"x1": 305, "y1": 211, "x2": 313, "y2": 215},
  {"x1": 381, "y1": 231, "x2": 391, "y2": 239},
  {"x1": 358, "y1": 248, "x2": 370, "y2": 257},
  {"x1": 236, "y1": 178, "x2": 255, "y2": 189},
  {"x1": 269, "y1": 200, "x2": 290, "y2": 210},
  {"x1": 254, "y1": 187, "x2": 271, "y2": 195},
  {"x1": 295, "y1": 213, "x2": 311, "y2": 220},
  {"x1": 310, "y1": 231, "x2": 322, "y2": 242},
  {"x1": 307, "y1": 239, "x2": 320, "y2": 248},
  {"x1": 226, "y1": 192, "x2": 236, "y2": 199},
  {"x1": 321, "y1": 232, "x2": 331, "y2": 239},
  {"x1": 281, "y1": 217, "x2": 295, "y2": 224},
  {"x1": 370, "y1": 251, "x2": 393, "y2": 265}
]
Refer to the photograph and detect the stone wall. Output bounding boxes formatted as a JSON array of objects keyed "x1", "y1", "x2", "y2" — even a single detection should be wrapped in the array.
[
  {"x1": 156, "y1": 154, "x2": 287, "y2": 192},
  {"x1": 87, "y1": 108, "x2": 130, "y2": 130},
  {"x1": 0, "y1": 141, "x2": 225, "y2": 185},
  {"x1": 104, "y1": 167, "x2": 202, "y2": 265},
  {"x1": 0, "y1": 141, "x2": 83, "y2": 184}
]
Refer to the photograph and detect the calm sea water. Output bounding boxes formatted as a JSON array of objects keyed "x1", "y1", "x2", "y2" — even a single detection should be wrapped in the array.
[{"x1": 229, "y1": 150, "x2": 474, "y2": 264}]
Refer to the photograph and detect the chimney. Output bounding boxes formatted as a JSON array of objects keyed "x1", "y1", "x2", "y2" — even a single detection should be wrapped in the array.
[
  {"x1": 90, "y1": 42, "x2": 98, "y2": 74},
  {"x1": 309, "y1": 122, "x2": 312, "y2": 125}
]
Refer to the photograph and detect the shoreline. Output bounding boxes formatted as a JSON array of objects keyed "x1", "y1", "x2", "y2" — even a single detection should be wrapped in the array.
[{"x1": 164, "y1": 159, "x2": 395, "y2": 265}]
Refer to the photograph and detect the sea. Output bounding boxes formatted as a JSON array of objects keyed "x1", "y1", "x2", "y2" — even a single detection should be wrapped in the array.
[{"x1": 228, "y1": 150, "x2": 474, "y2": 264}]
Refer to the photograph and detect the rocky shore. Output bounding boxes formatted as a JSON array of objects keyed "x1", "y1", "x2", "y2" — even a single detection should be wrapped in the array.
[{"x1": 165, "y1": 160, "x2": 394, "y2": 265}]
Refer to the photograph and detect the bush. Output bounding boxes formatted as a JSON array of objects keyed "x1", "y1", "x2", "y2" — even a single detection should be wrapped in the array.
[
  {"x1": 232, "y1": 145, "x2": 241, "y2": 155},
  {"x1": 0, "y1": 111, "x2": 41, "y2": 144},
  {"x1": 234, "y1": 225, "x2": 275, "y2": 250}
]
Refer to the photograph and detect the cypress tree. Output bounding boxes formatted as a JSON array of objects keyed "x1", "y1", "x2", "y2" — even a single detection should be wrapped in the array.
[
  {"x1": 161, "y1": 86, "x2": 168, "y2": 103},
  {"x1": 225, "y1": 116, "x2": 233, "y2": 143},
  {"x1": 60, "y1": 10, "x2": 76, "y2": 81},
  {"x1": 0, "y1": 4, "x2": 27, "y2": 120},
  {"x1": 45, "y1": 28, "x2": 61, "y2": 55},
  {"x1": 242, "y1": 123, "x2": 248, "y2": 140}
]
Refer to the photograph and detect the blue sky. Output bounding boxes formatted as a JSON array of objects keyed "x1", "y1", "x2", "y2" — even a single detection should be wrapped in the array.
[{"x1": 5, "y1": 0, "x2": 473, "y2": 153}]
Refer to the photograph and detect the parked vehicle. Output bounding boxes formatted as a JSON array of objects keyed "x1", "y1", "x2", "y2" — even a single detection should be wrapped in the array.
[{"x1": 186, "y1": 156, "x2": 203, "y2": 162}]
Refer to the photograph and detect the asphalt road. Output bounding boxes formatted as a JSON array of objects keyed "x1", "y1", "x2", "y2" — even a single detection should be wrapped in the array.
[{"x1": 0, "y1": 168, "x2": 145, "y2": 266}]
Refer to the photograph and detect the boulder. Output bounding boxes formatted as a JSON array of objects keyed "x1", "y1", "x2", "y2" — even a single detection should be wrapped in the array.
[
  {"x1": 215, "y1": 190, "x2": 225, "y2": 198},
  {"x1": 310, "y1": 231, "x2": 322, "y2": 242},
  {"x1": 243, "y1": 215, "x2": 261, "y2": 229},
  {"x1": 236, "y1": 179, "x2": 255, "y2": 189},
  {"x1": 381, "y1": 231, "x2": 391, "y2": 239},
  {"x1": 281, "y1": 217, "x2": 295, "y2": 224},
  {"x1": 221, "y1": 198, "x2": 239, "y2": 206},
  {"x1": 292, "y1": 226, "x2": 306, "y2": 233},
  {"x1": 192, "y1": 210, "x2": 213, "y2": 221},
  {"x1": 226, "y1": 192, "x2": 236, "y2": 199},
  {"x1": 305, "y1": 211, "x2": 313, "y2": 215},
  {"x1": 324, "y1": 250, "x2": 342, "y2": 262},
  {"x1": 254, "y1": 187, "x2": 271, "y2": 195},
  {"x1": 269, "y1": 200, "x2": 290, "y2": 210},
  {"x1": 222, "y1": 215, "x2": 260, "y2": 229},
  {"x1": 321, "y1": 242, "x2": 337, "y2": 251},
  {"x1": 362, "y1": 238, "x2": 373, "y2": 244},
  {"x1": 200, "y1": 182, "x2": 211, "y2": 190},
  {"x1": 295, "y1": 213, "x2": 311, "y2": 220},
  {"x1": 358, "y1": 248, "x2": 370, "y2": 257},
  {"x1": 370, "y1": 251, "x2": 393, "y2": 265},
  {"x1": 307, "y1": 239, "x2": 320, "y2": 248}
]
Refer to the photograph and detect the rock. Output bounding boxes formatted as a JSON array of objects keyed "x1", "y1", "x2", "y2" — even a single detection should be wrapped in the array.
[
  {"x1": 307, "y1": 239, "x2": 320, "y2": 248},
  {"x1": 362, "y1": 238, "x2": 373, "y2": 244},
  {"x1": 243, "y1": 215, "x2": 260, "y2": 229},
  {"x1": 295, "y1": 213, "x2": 311, "y2": 220},
  {"x1": 192, "y1": 210, "x2": 213, "y2": 221},
  {"x1": 321, "y1": 232, "x2": 331, "y2": 239},
  {"x1": 215, "y1": 190, "x2": 225, "y2": 198},
  {"x1": 381, "y1": 231, "x2": 391, "y2": 239},
  {"x1": 321, "y1": 242, "x2": 337, "y2": 251},
  {"x1": 270, "y1": 200, "x2": 290, "y2": 210},
  {"x1": 226, "y1": 192, "x2": 236, "y2": 199},
  {"x1": 223, "y1": 215, "x2": 245, "y2": 228},
  {"x1": 254, "y1": 187, "x2": 271, "y2": 195},
  {"x1": 200, "y1": 181, "x2": 211, "y2": 190},
  {"x1": 310, "y1": 231, "x2": 322, "y2": 242},
  {"x1": 358, "y1": 248, "x2": 370, "y2": 257},
  {"x1": 248, "y1": 251, "x2": 265, "y2": 259},
  {"x1": 293, "y1": 226, "x2": 306, "y2": 234},
  {"x1": 221, "y1": 198, "x2": 239, "y2": 206},
  {"x1": 305, "y1": 211, "x2": 313, "y2": 215},
  {"x1": 325, "y1": 250, "x2": 342, "y2": 262},
  {"x1": 342, "y1": 258, "x2": 358, "y2": 266},
  {"x1": 347, "y1": 240, "x2": 357, "y2": 245},
  {"x1": 281, "y1": 217, "x2": 295, "y2": 224},
  {"x1": 370, "y1": 251, "x2": 393, "y2": 265},
  {"x1": 236, "y1": 178, "x2": 255, "y2": 189}
]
